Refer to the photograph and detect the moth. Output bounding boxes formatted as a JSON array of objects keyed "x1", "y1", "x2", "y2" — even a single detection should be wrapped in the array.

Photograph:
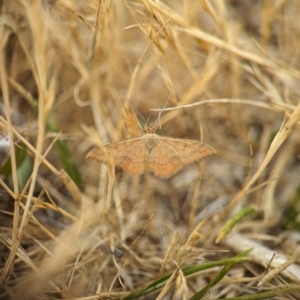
[{"x1": 87, "y1": 125, "x2": 215, "y2": 178}]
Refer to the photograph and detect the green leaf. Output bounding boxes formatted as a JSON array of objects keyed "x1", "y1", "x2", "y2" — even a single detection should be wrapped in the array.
[{"x1": 124, "y1": 250, "x2": 250, "y2": 300}]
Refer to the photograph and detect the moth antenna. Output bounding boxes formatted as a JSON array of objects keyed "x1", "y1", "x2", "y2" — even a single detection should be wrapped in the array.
[
  {"x1": 137, "y1": 109, "x2": 148, "y2": 125},
  {"x1": 136, "y1": 112, "x2": 145, "y2": 132},
  {"x1": 153, "y1": 94, "x2": 171, "y2": 129},
  {"x1": 130, "y1": 102, "x2": 147, "y2": 132}
]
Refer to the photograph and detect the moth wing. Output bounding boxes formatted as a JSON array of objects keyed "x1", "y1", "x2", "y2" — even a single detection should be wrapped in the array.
[
  {"x1": 147, "y1": 144, "x2": 181, "y2": 178},
  {"x1": 87, "y1": 138, "x2": 148, "y2": 175},
  {"x1": 148, "y1": 137, "x2": 215, "y2": 178}
]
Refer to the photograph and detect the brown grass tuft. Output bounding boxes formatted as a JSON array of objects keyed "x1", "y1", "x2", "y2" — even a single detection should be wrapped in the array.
[{"x1": 1, "y1": 1, "x2": 300, "y2": 299}]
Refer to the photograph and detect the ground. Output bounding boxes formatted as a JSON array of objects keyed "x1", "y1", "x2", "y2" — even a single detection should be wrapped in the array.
[{"x1": 1, "y1": 1, "x2": 300, "y2": 299}]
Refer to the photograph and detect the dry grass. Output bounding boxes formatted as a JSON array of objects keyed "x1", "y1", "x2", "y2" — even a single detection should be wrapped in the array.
[{"x1": 1, "y1": 0, "x2": 300, "y2": 299}]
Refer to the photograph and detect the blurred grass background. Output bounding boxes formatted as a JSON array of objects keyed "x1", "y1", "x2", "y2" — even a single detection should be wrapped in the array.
[{"x1": 1, "y1": 0, "x2": 300, "y2": 299}]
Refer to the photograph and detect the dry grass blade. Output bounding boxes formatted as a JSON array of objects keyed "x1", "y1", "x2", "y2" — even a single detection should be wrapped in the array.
[{"x1": 1, "y1": 1, "x2": 300, "y2": 299}]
